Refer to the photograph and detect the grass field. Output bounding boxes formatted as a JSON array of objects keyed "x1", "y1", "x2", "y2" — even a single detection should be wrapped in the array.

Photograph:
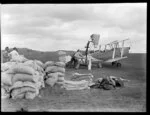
[{"x1": 1, "y1": 49, "x2": 146, "y2": 112}]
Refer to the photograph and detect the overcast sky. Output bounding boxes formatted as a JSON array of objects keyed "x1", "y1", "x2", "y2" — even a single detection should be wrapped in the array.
[{"x1": 1, "y1": 3, "x2": 147, "y2": 53}]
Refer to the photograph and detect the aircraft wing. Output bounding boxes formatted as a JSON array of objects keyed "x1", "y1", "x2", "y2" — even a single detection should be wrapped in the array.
[
  {"x1": 104, "y1": 56, "x2": 127, "y2": 63},
  {"x1": 90, "y1": 56, "x2": 103, "y2": 62}
]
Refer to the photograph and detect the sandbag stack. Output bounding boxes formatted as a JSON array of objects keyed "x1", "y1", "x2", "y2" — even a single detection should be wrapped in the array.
[
  {"x1": 1, "y1": 59, "x2": 45, "y2": 100},
  {"x1": 44, "y1": 61, "x2": 65, "y2": 87},
  {"x1": 60, "y1": 73, "x2": 94, "y2": 90}
]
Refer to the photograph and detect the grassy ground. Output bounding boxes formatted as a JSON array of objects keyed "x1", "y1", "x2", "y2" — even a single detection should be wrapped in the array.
[{"x1": 1, "y1": 53, "x2": 146, "y2": 112}]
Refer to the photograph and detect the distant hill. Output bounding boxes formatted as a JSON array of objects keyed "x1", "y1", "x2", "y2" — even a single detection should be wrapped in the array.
[
  {"x1": 1, "y1": 48, "x2": 146, "y2": 64},
  {"x1": 1, "y1": 48, "x2": 75, "y2": 63}
]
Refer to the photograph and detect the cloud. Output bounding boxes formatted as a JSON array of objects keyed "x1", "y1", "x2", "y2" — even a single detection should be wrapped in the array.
[{"x1": 1, "y1": 3, "x2": 147, "y2": 53}]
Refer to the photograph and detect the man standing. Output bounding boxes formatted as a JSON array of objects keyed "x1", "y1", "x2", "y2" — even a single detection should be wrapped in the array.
[
  {"x1": 2, "y1": 47, "x2": 10, "y2": 63},
  {"x1": 9, "y1": 47, "x2": 19, "y2": 60},
  {"x1": 74, "y1": 49, "x2": 85, "y2": 69}
]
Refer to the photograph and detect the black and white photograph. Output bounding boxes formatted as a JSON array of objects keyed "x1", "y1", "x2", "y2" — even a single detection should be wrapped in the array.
[{"x1": 1, "y1": 3, "x2": 146, "y2": 112}]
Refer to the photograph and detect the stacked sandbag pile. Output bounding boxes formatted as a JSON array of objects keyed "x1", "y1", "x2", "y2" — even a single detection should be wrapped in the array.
[
  {"x1": 44, "y1": 61, "x2": 93, "y2": 90},
  {"x1": 44, "y1": 61, "x2": 65, "y2": 87},
  {"x1": 1, "y1": 71, "x2": 15, "y2": 99},
  {"x1": 1, "y1": 60, "x2": 45, "y2": 99}
]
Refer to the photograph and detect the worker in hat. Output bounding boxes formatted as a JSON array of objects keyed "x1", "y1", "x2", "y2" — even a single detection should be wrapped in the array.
[
  {"x1": 74, "y1": 49, "x2": 85, "y2": 69},
  {"x1": 8, "y1": 47, "x2": 19, "y2": 61}
]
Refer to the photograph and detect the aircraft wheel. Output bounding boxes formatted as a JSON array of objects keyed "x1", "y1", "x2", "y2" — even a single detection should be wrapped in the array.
[
  {"x1": 117, "y1": 63, "x2": 121, "y2": 67},
  {"x1": 112, "y1": 62, "x2": 116, "y2": 66}
]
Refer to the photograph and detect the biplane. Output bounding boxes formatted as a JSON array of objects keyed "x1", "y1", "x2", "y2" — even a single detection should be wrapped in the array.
[
  {"x1": 90, "y1": 38, "x2": 130, "y2": 67},
  {"x1": 66, "y1": 34, "x2": 131, "y2": 69}
]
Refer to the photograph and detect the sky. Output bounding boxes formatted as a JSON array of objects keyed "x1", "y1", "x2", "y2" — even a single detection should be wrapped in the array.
[{"x1": 1, "y1": 3, "x2": 147, "y2": 53}]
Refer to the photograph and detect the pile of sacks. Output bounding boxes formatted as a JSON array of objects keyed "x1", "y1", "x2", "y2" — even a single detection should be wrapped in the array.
[
  {"x1": 1, "y1": 59, "x2": 45, "y2": 99},
  {"x1": 70, "y1": 73, "x2": 93, "y2": 82},
  {"x1": 90, "y1": 76, "x2": 130, "y2": 90},
  {"x1": 60, "y1": 73, "x2": 94, "y2": 90},
  {"x1": 44, "y1": 60, "x2": 94, "y2": 90},
  {"x1": 44, "y1": 61, "x2": 66, "y2": 87}
]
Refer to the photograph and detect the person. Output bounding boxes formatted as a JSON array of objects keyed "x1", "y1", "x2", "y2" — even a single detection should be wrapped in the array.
[
  {"x1": 74, "y1": 49, "x2": 85, "y2": 69},
  {"x1": 8, "y1": 47, "x2": 19, "y2": 60},
  {"x1": 2, "y1": 47, "x2": 10, "y2": 63},
  {"x1": 68, "y1": 52, "x2": 77, "y2": 68}
]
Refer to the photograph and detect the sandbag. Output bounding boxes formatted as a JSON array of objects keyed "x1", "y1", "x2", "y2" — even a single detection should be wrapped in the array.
[
  {"x1": 9, "y1": 81, "x2": 41, "y2": 92},
  {"x1": 6, "y1": 64, "x2": 35, "y2": 75},
  {"x1": 35, "y1": 71, "x2": 45, "y2": 84},
  {"x1": 47, "y1": 72, "x2": 59, "y2": 78},
  {"x1": 36, "y1": 65, "x2": 44, "y2": 73},
  {"x1": 57, "y1": 72, "x2": 65, "y2": 77},
  {"x1": 44, "y1": 61, "x2": 55, "y2": 69},
  {"x1": 45, "y1": 66, "x2": 65, "y2": 73},
  {"x1": 1, "y1": 88, "x2": 10, "y2": 99},
  {"x1": 62, "y1": 81, "x2": 90, "y2": 90},
  {"x1": 23, "y1": 60, "x2": 34, "y2": 65},
  {"x1": 12, "y1": 73, "x2": 39, "y2": 84},
  {"x1": 48, "y1": 72, "x2": 64, "y2": 78},
  {"x1": 45, "y1": 76, "x2": 58, "y2": 87},
  {"x1": 25, "y1": 92, "x2": 37, "y2": 99},
  {"x1": 1, "y1": 62, "x2": 18, "y2": 72},
  {"x1": 34, "y1": 60, "x2": 44, "y2": 68},
  {"x1": 1, "y1": 63, "x2": 10, "y2": 72},
  {"x1": 1, "y1": 72, "x2": 14, "y2": 86},
  {"x1": 64, "y1": 80, "x2": 88, "y2": 85},
  {"x1": 1, "y1": 83, "x2": 10, "y2": 93},
  {"x1": 63, "y1": 86, "x2": 90, "y2": 90},
  {"x1": 55, "y1": 62, "x2": 66, "y2": 67},
  {"x1": 12, "y1": 93, "x2": 25, "y2": 99},
  {"x1": 63, "y1": 82, "x2": 89, "y2": 87},
  {"x1": 72, "y1": 73, "x2": 93, "y2": 78},
  {"x1": 71, "y1": 76, "x2": 93, "y2": 82},
  {"x1": 57, "y1": 77, "x2": 65, "y2": 82},
  {"x1": 23, "y1": 61, "x2": 44, "y2": 72},
  {"x1": 11, "y1": 86, "x2": 37, "y2": 99}
]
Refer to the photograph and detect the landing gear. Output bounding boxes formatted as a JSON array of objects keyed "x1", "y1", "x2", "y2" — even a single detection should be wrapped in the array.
[
  {"x1": 112, "y1": 62, "x2": 121, "y2": 67},
  {"x1": 112, "y1": 62, "x2": 116, "y2": 66},
  {"x1": 116, "y1": 63, "x2": 121, "y2": 67}
]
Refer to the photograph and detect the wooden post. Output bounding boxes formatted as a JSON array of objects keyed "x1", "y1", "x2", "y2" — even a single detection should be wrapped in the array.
[
  {"x1": 88, "y1": 57, "x2": 92, "y2": 70},
  {"x1": 85, "y1": 41, "x2": 91, "y2": 64},
  {"x1": 121, "y1": 41, "x2": 124, "y2": 58},
  {"x1": 99, "y1": 45, "x2": 101, "y2": 51},
  {"x1": 104, "y1": 45, "x2": 107, "y2": 52},
  {"x1": 112, "y1": 44, "x2": 116, "y2": 59}
]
